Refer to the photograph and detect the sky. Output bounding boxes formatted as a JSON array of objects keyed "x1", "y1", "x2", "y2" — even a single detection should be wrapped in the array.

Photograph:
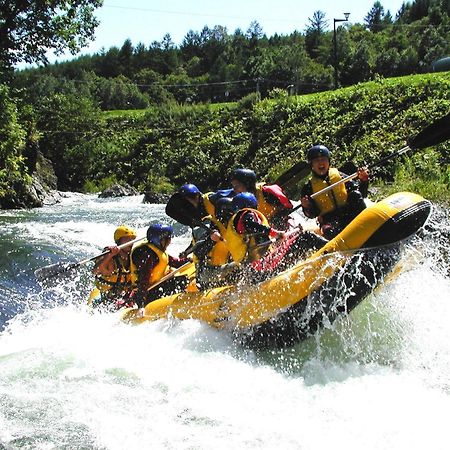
[{"x1": 47, "y1": 0, "x2": 407, "y2": 63}]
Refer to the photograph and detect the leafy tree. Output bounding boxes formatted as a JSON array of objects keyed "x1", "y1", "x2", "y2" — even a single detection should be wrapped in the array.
[
  {"x1": 365, "y1": 1, "x2": 386, "y2": 32},
  {"x1": 0, "y1": 0, "x2": 102, "y2": 74},
  {"x1": 36, "y1": 93, "x2": 103, "y2": 190},
  {"x1": 180, "y1": 30, "x2": 202, "y2": 62},
  {"x1": 96, "y1": 46, "x2": 121, "y2": 78},
  {"x1": 305, "y1": 11, "x2": 328, "y2": 58},
  {"x1": 118, "y1": 39, "x2": 134, "y2": 78},
  {"x1": 133, "y1": 68, "x2": 175, "y2": 105},
  {"x1": 0, "y1": 83, "x2": 28, "y2": 206},
  {"x1": 375, "y1": 47, "x2": 401, "y2": 75}
]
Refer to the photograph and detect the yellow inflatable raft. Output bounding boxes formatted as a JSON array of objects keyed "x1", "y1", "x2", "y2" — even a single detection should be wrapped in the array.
[{"x1": 120, "y1": 192, "x2": 431, "y2": 348}]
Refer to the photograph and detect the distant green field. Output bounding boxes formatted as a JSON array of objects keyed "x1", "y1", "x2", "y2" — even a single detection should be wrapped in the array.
[{"x1": 102, "y1": 101, "x2": 236, "y2": 119}]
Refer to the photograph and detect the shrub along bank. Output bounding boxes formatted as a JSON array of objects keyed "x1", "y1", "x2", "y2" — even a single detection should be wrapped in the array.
[
  {"x1": 87, "y1": 72, "x2": 450, "y2": 203},
  {"x1": 1, "y1": 72, "x2": 449, "y2": 208}
]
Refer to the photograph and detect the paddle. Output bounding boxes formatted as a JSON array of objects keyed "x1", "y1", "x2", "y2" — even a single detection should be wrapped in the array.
[
  {"x1": 290, "y1": 111, "x2": 450, "y2": 213},
  {"x1": 165, "y1": 192, "x2": 203, "y2": 227},
  {"x1": 145, "y1": 261, "x2": 194, "y2": 293},
  {"x1": 165, "y1": 192, "x2": 228, "y2": 240},
  {"x1": 273, "y1": 160, "x2": 311, "y2": 188},
  {"x1": 34, "y1": 236, "x2": 146, "y2": 282}
]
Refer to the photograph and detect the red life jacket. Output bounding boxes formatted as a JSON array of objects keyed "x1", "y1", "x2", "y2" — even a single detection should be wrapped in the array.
[{"x1": 261, "y1": 184, "x2": 293, "y2": 209}]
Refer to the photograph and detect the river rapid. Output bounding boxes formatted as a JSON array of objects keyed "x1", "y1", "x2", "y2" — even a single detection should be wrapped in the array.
[{"x1": 0, "y1": 193, "x2": 449, "y2": 450}]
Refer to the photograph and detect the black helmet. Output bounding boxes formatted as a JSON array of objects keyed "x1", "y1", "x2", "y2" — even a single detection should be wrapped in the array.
[
  {"x1": 179, "y1": 183, "x2": 201, "y2": 198},
  {"x1": 306, "y1": 145, "x2": 331, "y2": 162},
  {"x1": 231, "y1": 168, "x2": 257, "y2": 190},
  {"x1": 215, "y1": 197, "x2": 234, "y2": 222},
  {"x1": 147, "y1": 223, "x2": 173, "y2": 249},
  {"x1": 231, "y1": 192, "x2": 258, "y2": 211}
]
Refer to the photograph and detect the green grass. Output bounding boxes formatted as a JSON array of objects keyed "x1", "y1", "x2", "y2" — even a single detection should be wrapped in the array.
[{"x1": 373, "y1": 154, "x2": 450, "y2": 205}]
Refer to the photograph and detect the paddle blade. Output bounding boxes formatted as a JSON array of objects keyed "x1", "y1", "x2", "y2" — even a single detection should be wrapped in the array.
[
  {"x1": 273, "y1": 160, "x2": 311, "y2": 187},
  {"x1": 408, "y1": 112, "x2": 450, "y2": 150},
  {"x1": 34, "y1": 261, "x2": 78, "y2": 283},
  {"x1": 165, "y1": 193, "x2": 201, "y2": 227}
]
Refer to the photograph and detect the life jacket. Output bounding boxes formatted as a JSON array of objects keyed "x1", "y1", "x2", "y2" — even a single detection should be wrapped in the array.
[
  {"x1": 224, "y1": 208, "x2": 269, "y2": 264},
  {"x1": 311, "y1": 168, "x2": 348, "y2": 216},
  {"x1": 95, "y1": 255, "x2": 132, "y2": 294},
  {"x1": 208, "y1": 215, "x2": 230, "y2": 266},
  {"x1": 255, "y1": 183, "x2": 293, "y2": 221},
  {"x1": 202, "y1": 192, "x2": 216, "y2": 217},
  {"x1": 190, "y1": 216, "x2": 230, "y2": 267},
  {"x1": 129, "y1": 240, "x2": 169, "y2": 286}
]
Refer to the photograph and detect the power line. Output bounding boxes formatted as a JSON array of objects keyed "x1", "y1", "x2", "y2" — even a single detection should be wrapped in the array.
[{"x1": 103, "y1": 2, "x2": 298, "y2": 24}]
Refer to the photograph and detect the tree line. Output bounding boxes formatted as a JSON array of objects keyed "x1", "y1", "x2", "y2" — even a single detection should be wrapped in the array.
[
  {"x1": 0, "y1": 0, "x2": 449, "y2": 208},
  {"x1": 10, "y1": 0, "x2": 450, "y2": 109}
]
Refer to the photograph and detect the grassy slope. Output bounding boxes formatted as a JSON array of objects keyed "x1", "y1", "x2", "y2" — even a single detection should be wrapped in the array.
[{"x1": 100, "y1": 72, "x2": 450, "y2": 203}]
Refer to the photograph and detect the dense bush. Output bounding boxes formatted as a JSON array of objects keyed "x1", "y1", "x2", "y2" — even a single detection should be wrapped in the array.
[
  {"x1": 83, "y1": 72, "x2": 450, "y2": 202},
  {"x1": 0, "y1": 84, "x2": 31, "y2": 208}
]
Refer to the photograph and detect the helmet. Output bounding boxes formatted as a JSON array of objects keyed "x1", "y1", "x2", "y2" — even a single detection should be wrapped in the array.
[
  {"x1": 179, "y1": 183, "x2": 201, "y2": 198},
  {"x1": 232, "y1": 192, "x2": 258, "y2": 211},
  {"x1": 146, "y1": 224, "x2": 173, "y2": 249},
  {"x1": 215, "y1": 197, "x2": 234, "y2": 221},
  {"x1": 114, "y1": 225, "x2": 137, "y2": 244},
  {"x1": 306, "y1": 145, "x2": 331, "y2": 162},
  {"x1": 231, "y1": 168, "x2": 257, "y2": 190}
]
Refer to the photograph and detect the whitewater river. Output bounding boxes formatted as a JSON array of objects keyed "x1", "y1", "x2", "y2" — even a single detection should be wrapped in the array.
[{"x1": 0, "y1": 193, "x2": 449, "y2": 450}]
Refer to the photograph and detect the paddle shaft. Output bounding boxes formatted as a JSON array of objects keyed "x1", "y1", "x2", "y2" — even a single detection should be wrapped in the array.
[
  {"x1": 309, "y1": 144, "x2": 410, "y2": 201},
  {"x1": 77, "y1": 236, "x2": 146, "y2": 267},
  {"x1": 35, "y1": 236, "x2": 146, "y2": 281},
  {"x1": 146, "y1": 261, "x2": 193, "y2": 293}
]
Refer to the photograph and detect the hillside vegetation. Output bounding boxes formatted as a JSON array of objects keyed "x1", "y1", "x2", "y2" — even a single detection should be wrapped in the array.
[
  {"x1": 1, "y1": 72, "x2": 449, "y2": 208},
  {"x1": 84, "y1": 72, "x2": 450, "y2": 202}
]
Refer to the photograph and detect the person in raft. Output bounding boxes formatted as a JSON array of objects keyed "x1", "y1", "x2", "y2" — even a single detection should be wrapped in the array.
[
  {"x1": 300, "y1": 145, "x2": 369, "y2": 240},
  {"x1": 209, "y1": 168, "x2": 294, "y2": 230},
  {"x1": 223, "y1": 192, "x2": 285, "y2": 265},
  {"x1": 184, "y1": 196, "x2": 235, "y2": 290},
  {"x1": 92, "y1": 225, "x2": 137, "y2": 310},
  {"x1": 129, "y1": 224, "x2": 190, "y2": 308}
]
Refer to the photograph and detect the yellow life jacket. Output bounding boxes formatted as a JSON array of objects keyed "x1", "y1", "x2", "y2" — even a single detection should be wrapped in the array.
[
  {"x1": 129, "y1": 240, "x2": 169, "y2": 286},
  {"x1": 224, "y1": 208, "x2": 269, "y2": 264},
  {"x1": 202, "y1": 192, "x2": 216, "y2": 217},
  {"x1": 208, "y1": 215, "x2": 230, "y2": 266},
  {"x1": 190, "y1": 215, "x2": 230, "y2": 267},
  {"x1": 95, "y1": 256, "x2": 132, "y2": 294},
  {"x1": 311, "y1": 168, "x2": 348, "y2": 216},
  {"x1": 255, "y1": 183, "x2": 278, "y2": 221}
]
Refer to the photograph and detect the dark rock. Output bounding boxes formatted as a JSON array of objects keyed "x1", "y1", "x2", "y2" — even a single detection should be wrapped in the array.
[
  {"x1": 143, "y1": 191, "x2": 170, "y2": 204},
  {"x1": 98, "y1": 183, "x2": 139, "y2": 198},
  {"x1": 0, "y1": 152, "x2": 60, "y2": 209}
]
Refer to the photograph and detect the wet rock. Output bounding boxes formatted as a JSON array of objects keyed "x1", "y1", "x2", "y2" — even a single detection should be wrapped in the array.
[
  {"x1": 0, "y1": 152, "x2": 60, "y2": 209},
  {"x1": 98, "y1": 183, "x2": 139, "y2": 198},
  {"x1": 143, "y1": 191, "x2": 170, "y2": 204}
]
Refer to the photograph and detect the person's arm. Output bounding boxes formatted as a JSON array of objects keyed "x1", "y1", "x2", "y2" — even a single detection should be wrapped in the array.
[
  {"x1": 92, "y1": 246, "x2": 119, "y2": 276},
  {"x1": 343, "y1": 168, "x2": 369, "y2": 198},
  {"x1": 300, "y1": 182, "x2": 320, "y2": 218},
  {"x1": 168, "y1": 254, "x2": 191, "y2": 268},
  {"x1": 241, "y1": 211, "x2": 285, "y2": 240}
]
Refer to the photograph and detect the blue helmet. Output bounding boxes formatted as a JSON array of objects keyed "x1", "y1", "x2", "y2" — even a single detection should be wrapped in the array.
[
  {"x1": 147, "y1": 224, "x2": 173, "y2": 249},
  {"x1": 306, "y1": 145, "x2": 331, "y2": 162},
  {"x1": 232, "y1": 192, "x2": 258, "y2": 211},
  {"x1": 216, "y1": 197, "x2": 234, "y2": 221},
  {"x1": 179, "y1": 183, "x2": 201, "y2": 198},
  {"x1": 231, "y1": 168, "x2": 257, "y2": 190}
]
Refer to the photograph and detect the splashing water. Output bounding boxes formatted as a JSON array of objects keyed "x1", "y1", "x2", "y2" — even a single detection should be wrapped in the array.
[{"x1": 0, "y1": 194, "x2": 449, "y2": 449}]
